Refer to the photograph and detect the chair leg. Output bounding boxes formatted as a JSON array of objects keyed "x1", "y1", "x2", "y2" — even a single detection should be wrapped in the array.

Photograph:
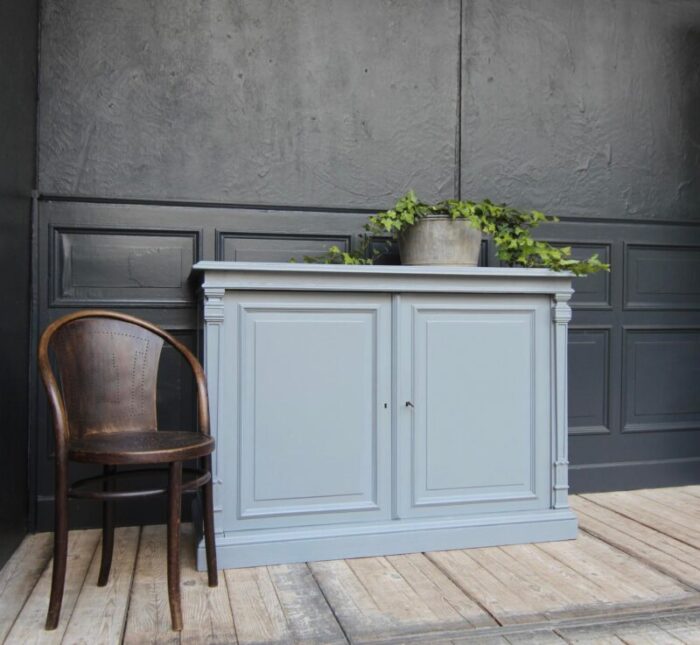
[
  {"x1": 97, "y1": 465, "x2": 116, "y2": 586},
  {"x1": 202, "y1": 455, "x2": 218, "y2": 587},
  {"x1": 46, "y1": 459, "x2": 69, "y2": 630},
  {"x1": 167, "y1": 461, "x2": 183, "y2": 631}
]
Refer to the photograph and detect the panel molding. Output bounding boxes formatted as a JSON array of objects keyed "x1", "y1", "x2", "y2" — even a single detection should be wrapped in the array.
[
  {"x1": 49, "y1": 225, "x2": 200, "y2": 307},
  {"x1": 396, "y1": 298, "x2": 549, "y2": 517},
  {"x1": 567, "y1": 326, "x2": 611, "y2": 436},
  {"x1": 232, "y1": 295, "x2": 393, "y2": 528},
  {"x1": 217, "y1": 231, "x2": 352, "y2": 263},
  {"x1": 621, "y1": 326, "x2": 700, "y2": 433},
  {"x1": 623, "y1": 243, "x2": 700, "y2": 311}
]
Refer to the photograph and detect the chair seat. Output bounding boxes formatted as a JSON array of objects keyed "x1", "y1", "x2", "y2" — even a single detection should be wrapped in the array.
[{"x1": 68, "y1": 430, "x2": 215, "y2": 465}]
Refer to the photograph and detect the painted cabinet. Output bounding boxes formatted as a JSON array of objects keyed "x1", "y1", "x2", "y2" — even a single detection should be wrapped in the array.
[{"x1": 195, "y1": 262, "x2": 577, "y2": 569}]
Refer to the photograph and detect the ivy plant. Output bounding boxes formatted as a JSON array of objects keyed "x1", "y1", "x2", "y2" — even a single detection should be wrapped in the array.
[{"x1": 303, "y1": 191, "x2": 609, "y2": 276}]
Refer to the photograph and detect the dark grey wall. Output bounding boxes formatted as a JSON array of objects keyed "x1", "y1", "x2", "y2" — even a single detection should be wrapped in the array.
[
  {"x1": 32, "y1": 0, "x2": 700, "y2": 527},
  {"x1": 0, "y1": 0, "x2": 38, "y2": 565},
  {"x1": 461, "y1": 0, "x2": 700, "y2": 221},
  {"x1": 39, "y1": 0, "x2": 460, "y2": 207},
  {"x1": 38, "y1": 0, "x2": 700, "y2": 222}
]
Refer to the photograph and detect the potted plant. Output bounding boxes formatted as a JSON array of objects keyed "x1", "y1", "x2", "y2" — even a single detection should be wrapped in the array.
[{"x1": 306, "y1": 191, "x2": 609, "y2": 275}]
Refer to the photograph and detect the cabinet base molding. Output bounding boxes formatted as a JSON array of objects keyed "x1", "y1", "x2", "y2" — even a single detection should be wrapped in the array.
[{"x1": 197, "y1": 509, "x2": 578, "y2": 569}]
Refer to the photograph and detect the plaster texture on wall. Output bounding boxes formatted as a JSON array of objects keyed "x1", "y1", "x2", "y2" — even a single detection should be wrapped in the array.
[
  {"x1": 461, "y1": 0, "x2": 700, "y2": 220},
  {"x1": 38, "y1": 0, "x2": 460, "y2": 207}
]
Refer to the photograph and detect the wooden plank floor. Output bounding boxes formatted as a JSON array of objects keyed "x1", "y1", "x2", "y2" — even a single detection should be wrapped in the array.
[{"x1": 3, "y1": 488, "x2": 700, "y2": 644}]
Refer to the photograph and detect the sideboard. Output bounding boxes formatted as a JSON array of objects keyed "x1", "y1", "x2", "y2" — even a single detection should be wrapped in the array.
[{"x1": 193, "y1": 261, "x2": 577, "y2": 569}]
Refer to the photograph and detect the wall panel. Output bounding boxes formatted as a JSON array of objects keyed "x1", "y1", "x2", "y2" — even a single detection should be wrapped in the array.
[
  {"x1": 568, "y1": 328, "x2": 610, "y2": 435},
  {"x1": 624, "y1": 245, "x2": 700, "y2": 310},
  {"x1": 622, "y1": 328, "x2": 700, "y2": 433}
]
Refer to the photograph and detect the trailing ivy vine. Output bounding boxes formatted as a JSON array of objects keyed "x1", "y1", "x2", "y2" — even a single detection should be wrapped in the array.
[{"x1": 303, "y1": 191, "x2": 609, "y2": 276}]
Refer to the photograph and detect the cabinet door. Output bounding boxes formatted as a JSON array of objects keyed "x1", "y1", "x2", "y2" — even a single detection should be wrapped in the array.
[
  {"x1": 396, "y1": 294, "x2": 552, "y2": 518},
  {"x1": 219, "y1": 292, "x2": 392, "y2": 531}
]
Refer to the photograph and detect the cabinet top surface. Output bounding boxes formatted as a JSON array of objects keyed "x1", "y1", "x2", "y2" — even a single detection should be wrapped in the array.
[
  {"x1": 194, "y1": 261, "x2": 571, "y2": 279},
  {"x1": 193, "y1": 261, "x2": 573, "y2": 296}
]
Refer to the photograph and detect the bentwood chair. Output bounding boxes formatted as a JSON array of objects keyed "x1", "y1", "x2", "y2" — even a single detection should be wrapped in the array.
[{"x1": 38, "y1": 310, "x2": 218, "y2": 631}]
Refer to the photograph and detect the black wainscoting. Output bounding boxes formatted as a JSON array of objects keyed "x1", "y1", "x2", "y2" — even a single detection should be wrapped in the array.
[
  {"x1": 31, "y1": 198, "x2": 700, "y2": 530},
  {"x1": 0, "y1": 0, "x2": 38, "y2": 566}
]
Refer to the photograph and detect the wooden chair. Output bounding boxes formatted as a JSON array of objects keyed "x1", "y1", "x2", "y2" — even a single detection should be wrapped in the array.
[{"x1": 38, "y1": 310, "x2": 218, "y2": 631}]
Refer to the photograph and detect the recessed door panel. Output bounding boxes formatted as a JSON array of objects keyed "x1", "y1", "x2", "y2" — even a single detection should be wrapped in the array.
[
  {"x1": 397, "y1": 295, "x2": 551, "y2": 517},
  {"x1": 221, "y1": 292, "x2": 392, "y2": 530}
]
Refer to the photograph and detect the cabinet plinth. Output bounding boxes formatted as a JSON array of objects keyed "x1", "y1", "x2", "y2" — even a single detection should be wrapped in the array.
[{"x1": 195, "y1": 262, "x2": 577, "y2": 569}]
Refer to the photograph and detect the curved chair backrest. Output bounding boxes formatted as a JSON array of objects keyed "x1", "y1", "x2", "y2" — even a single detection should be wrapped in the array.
[{"x1": 39, "y1": 310, "x2": 209, "y2": 447}]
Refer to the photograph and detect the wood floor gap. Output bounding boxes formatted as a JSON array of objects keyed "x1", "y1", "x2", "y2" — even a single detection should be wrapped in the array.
[
  {"x1": 423, "y1": 551, "x2": 504, "y2": 627},
  {"x1": 119, "y1": 526, "x2": 144, "y2": 645},
  {"x1": 578, "y1": 522, "x2": 700, "y2": 594},
  {"x1": 371, "y1": 606, "x2": 700, "y2": 645},
  {"x1": 581, "y1": 494, "x2": 700, "y2": 552},
  {"x1": 305, "y1": 562, "x2": 351, "y2": 645}
]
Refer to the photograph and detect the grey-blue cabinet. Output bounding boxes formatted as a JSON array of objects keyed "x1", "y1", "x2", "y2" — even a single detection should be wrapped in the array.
[{"x1": 195, "y1": 262, "x2": 577, "y2": 569}]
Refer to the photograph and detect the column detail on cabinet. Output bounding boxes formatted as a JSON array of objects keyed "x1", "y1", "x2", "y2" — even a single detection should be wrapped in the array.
[
  {"x1": 202, "y1": 285, "x2": 225, "y2": 519},
  {"x1": 552, "y1": 291, "x2": 573, "y2": 509}
]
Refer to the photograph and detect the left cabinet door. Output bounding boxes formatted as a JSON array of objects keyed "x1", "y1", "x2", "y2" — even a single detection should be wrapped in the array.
[{"x1": 217, "y1": 292, "x2": 392, "y2": 531}]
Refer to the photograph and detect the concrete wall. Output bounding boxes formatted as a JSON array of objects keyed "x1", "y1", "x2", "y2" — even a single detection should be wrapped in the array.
[
  {"x1": 39, "y1": 0, "x2": 460, "y2": 207},
  {"x1": 0, "y1": 0, "x2": 37, "y2": 566},
  {"x1": 460, "y1": 0, "x2": 700, "y2": 221},
  {"x1": 39, "y1": 0, "x2": 700, "y2": 220}
]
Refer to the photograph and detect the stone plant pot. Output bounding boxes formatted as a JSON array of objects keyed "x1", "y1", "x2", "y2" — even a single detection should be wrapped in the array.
[{"x1": 398, "y1": 214, "x2": 482, "y2": 266}]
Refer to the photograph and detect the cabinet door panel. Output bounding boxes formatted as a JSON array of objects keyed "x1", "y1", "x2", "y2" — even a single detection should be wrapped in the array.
[
  {"x1": 219, "y1": 292, "x2": 392, "y2": 531},
  {"x1": 397, "y1": 294, "x2": 552, "y2": 518}
]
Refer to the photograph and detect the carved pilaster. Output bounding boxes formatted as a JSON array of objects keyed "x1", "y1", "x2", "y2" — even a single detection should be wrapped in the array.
[
  {"x1": 202, "y1": 285, "x2": 225, "y2": 509},
  {"x1": 203, "y1": 286, "x2": 225, "y2": 324},
  {"x1": 552, "y1": 291, "x2": 572, "y2": 509}
]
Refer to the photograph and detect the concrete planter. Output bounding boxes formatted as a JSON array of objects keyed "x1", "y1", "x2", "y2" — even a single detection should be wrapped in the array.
[{"x1": 398, "y1": 214, "x2": 482, "y2": 266}]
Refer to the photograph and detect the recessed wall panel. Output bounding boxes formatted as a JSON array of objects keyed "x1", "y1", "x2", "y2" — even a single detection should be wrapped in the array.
[
  {"x1": 625, "y1": 245, "x2": 700, "y2": 310},
  {"x1": 53, "y1": 228, "x2": 198, "y2": 306},
  {"x1": 219, "y1": 234, "x2": 350, "y2": 263},
  {"x1": 623, "y1": 329, "x2": 700, "y2": 432},
  {"x1": 568, "y1": 244, "x2": 611, "y2": 308},
  {"x1": 568, "y1": 329, "x2": 610, "y2": 434}
]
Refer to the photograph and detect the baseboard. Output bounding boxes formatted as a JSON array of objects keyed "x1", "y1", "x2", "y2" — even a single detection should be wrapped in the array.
[{"x1": 569, "y1": 458, "x2": 700, "y2": 493}]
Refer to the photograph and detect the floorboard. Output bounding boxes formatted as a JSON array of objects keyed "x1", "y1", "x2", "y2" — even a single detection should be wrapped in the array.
[
  {"x1": 572, "y1": 496, "x2": 700, "y2": 590},
  {"x1": 0, "y1": 532, "x2": 53, "y2": 643},
  {"x1": 1, "y1": 488, "x2": 700, "y2": 644},
  {"x1": 60, "y1": 526, "x2": 139, "y2": 644},
  {"x1": 4, "y1": 529, "x2": 100, "y2": 644},
  {"x1": 122, "y1": 525, "x2": 178, "y2": 645}
]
